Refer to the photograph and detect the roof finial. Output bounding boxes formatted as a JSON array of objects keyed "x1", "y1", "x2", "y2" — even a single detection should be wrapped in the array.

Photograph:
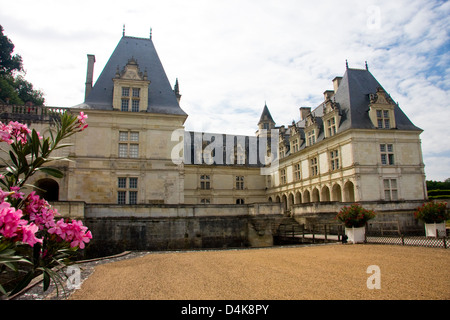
[
  {"x1": 365, "y1": 61, "x2": 369, "y2": 70},
  {"x1": 150, "y1": 27, "x2": 152, "y2": 39},
  {"x1": 345, "y1": 59, "x2": 349, "y2": 69},
  {"x1": 123, "y1": 24, "x2": 125, "y2": 36}
]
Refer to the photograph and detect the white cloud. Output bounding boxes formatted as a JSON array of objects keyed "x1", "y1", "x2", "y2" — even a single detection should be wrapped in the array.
[{"x1": 0, "y1": 0, "x2": 448, "y2": 180}]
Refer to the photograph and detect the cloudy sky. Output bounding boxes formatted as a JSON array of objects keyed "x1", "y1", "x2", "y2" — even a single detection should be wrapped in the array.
[{"x1": 1, "y1": 0, "x2": 449, "y2": 181}]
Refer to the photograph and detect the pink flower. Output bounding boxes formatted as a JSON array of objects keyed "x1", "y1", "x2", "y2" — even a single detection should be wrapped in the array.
[
  {"x1": 0, "y1": 189, "x2": 12, "y2": 202},
  {"x1": 9, "y1": 186, "x2": 25, "y2": 200},
  {"x1": 21, "y1": 223, "x2": 42, "y2": 246},
  {"x1": 48, "y1": 218, "x2": 92, "y2": 249},
  {"x1": 77, "y1": 112, "x2": 88, "y2": 131},
  {"x1": 9, "y1": 121, "x2": 31, "y2": 145},
  {"x1": 0, "y1": 122, "x2": 13, "y2": 144},
  {"x1": 48, "y1": 218, "x2": 67, "y2": 239},
  {"x1": 0, "y1": 202, "x2": 24, "y2": 238}
]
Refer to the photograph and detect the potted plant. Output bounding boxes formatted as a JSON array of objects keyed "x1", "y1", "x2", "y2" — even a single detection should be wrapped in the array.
[
  {"x1": 335, "y1": 204, "x2": 376, "y2": 243},
  {"x1": 414, "y1": 201, "x2": 449, "y2": 237}
]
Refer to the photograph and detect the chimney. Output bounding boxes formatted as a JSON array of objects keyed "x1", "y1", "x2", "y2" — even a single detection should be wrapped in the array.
[
  {"x1": 85, "y1": 54, "x2": 96, "y2": 101},
  {"x1": 323, "y1": 90, "x2": 334, "y2": 100},
  {"x1": 300, "y1": 107, "x2": 311, "y2": 121},
  {"x1": 332, "y1": 76, "x2": 342, "y2": 93}
]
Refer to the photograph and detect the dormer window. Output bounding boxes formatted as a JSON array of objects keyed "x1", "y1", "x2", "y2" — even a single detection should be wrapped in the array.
[
  {"x1": 376, "y1": 110, "x2": 390, "y2": 129},
  {"x1": 327, "y1": 117, "x2": 337, "y2": 136},
  {"x1": 307, "y1": 129, "x2": 316, "y2": 146},
  {"x1": 368, "y1": 87, "x2": 396, "y2": 129},
  {"x1": 113, "y1": 58, "x2": 150, "y2": 112}
]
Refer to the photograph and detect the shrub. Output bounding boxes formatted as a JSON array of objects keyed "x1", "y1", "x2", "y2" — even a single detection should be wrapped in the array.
[
  {"x1": 414, "y1": 201, "x2": 449, "y2": 224},
  {"x1": 335, "y1": 204, "x2": 376, "y2": 228}
]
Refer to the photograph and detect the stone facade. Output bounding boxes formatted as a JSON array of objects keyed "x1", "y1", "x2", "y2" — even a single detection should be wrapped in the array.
[{"x1": 0, "y1": 34, "x2": 429, "y2": 253}]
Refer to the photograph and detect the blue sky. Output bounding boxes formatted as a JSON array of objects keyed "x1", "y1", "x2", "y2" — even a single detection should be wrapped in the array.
[{"x1": 1, "y1": 0, "x2": 449, "y2": 181}]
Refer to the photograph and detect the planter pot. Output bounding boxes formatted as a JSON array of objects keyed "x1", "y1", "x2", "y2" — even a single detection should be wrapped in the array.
[
  {"x1": 424, "y1": 222, "x2": 446, "y2": 237},
  {"x1": 345, "y1": 226, "x2": 366, "y2": 244}
]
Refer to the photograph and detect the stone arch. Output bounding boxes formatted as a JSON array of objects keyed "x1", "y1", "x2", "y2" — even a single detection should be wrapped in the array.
[
  {"x1": 288, "y1": 193, "x2": 295, "y2": 209},
  {"x1": 312, "y1": 187, "x2": 320, "y2": 203},
  {"x1": 321, "y1": 186, "x2": 331, "y2": 202},
  {"x1": 332, "y1": 183, "x2": 343, "y2": 202},
  {"x1": 281, "y1": 194, "x2": 288, "y2": 211},
  {"x1": 344, "y1": 181, "x2": 355, "y2": 202},
  {"x1": 34, "y1": 178, "x2": 59, "y2": 201},
  {"x1": 268, "y1": 197, "x2": 273, "y2": 202},
  {"x1": 303, "y1": 190, "x2": 311, "y2": 203},
  {"x1": 295, "y1": 191, "x2": 302, "y2": 204},
  {"x1": 275, "y1": 195, "x2": 281, "y2": 203}
]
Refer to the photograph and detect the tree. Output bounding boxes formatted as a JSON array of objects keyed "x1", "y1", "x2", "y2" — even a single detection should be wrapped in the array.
[
  {"x1": 0, "y1": 25, "x2": 23, "y2": 75},
  {"x1": 0, "y1": 25, "x2": 44, "y2": 106}
]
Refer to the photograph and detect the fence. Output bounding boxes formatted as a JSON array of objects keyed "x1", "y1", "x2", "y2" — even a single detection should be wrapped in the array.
[
  {"x1": 274, "y1": 221, "x2": 449, "y2": 249},
  {"x1": 274, "y1": 223, "x2": 344, "y2": 244},
  {"x1": 366, "y1": 222, "x2": 448, "y2": 249}
]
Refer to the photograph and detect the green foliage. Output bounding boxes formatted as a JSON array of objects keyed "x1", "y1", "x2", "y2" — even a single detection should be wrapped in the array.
[
  {"x1": 426, "y1": 180, "x2": 450, "y2": 192},
  {"x1": 0, "y1": 25, "x2": 44, "y2": 106},
  {"x1": 335, "y1": 204, "x2": 376, "y2": 228},
  {"x1": 0, "y1": 25, "x2": 23, "y2": 75},
  {"x1": 414, "y1": 201, "x2": 449, "y2": 224}
]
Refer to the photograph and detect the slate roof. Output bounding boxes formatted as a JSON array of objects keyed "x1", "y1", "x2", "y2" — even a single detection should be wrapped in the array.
[
  {"x1": 258, "y1": 103, "x2": 275, "y2": 125},
  {"x1": 83, "y1": 36, "x2": 187, "y2": 116},
  {"x1": 295, "y1": 68, "x2": 421, "y2": 132}
]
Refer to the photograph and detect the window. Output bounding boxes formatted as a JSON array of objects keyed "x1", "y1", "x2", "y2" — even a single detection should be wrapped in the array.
[
  {"x1": 235, "y1": 176, "x2": 244, "y2": 190},
  {"x1": 279, "y1": 146, "x2": 285, "y2": 159},
  {"x1": 310, "y1": 157, "x2": 318, "y2": 176},
  {"x1": 280, "y1": 168, "x2": 286, "y2": 185},
  {"x1": 132, "y1": 88, "x2": 140, "y2": 98},
  {"x1": 121, "y1": 99, "x2": 129, "y2": 112},
  {"x1": 376, "y1": 110, "x2": 390, "y2": 129},
  {"x1": 236, "y1": 198, "x2": 245, "y2": 204},
  {"x1": 307, "y1": 130, "x2": 316, "y2": 146},
  {"x1": 294, "y1": 163, "x2": 301, "y2": 181},
  {"x1": 200, "y1": 198, "x2": 211, "y2": 205},
  {"x1": 292, "y1": 139, "x2": 299, "y2": 153},
  {"x1": 117, "y1": 177, "x2": 138, "y2": 204},
  {"x1": 330, "y1": 150, "x2": 340, "y2": 171},
  {"x1": 200, "y1": 175, "x2": 210, "y2": 190},
  {"x1": 119, "y1": 131, "x2": 139, "y2": 158},
  {"x1": 131, "y1": 99, "x2": 140, "y2": 112},
  {"x1": 384, "y1": 179, "x2": 398, "y2": 201},
  {"x1": 327, "y1": 117, "x2": 337, "y2": 137},
  {"x1": 121, "y1": 87, "x2": 140, "y2": 112},
  {"x1": 380, "y1": 144, "x2": 394, "y2": 165}
]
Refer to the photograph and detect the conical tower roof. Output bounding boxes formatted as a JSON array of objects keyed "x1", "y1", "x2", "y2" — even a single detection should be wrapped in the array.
[{"x1": 84, "y1": 35, "x2": 186, "y2": 116}]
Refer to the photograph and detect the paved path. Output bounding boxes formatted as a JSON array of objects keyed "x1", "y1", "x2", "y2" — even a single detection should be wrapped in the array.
[{"x1": 64, "y1": 244, "x2": 449, "y2": 300}]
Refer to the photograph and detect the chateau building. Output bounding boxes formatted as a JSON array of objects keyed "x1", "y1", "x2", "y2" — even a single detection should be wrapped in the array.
[{"x1": 1, "y1": 33, "x2": 427, "y2": 214}]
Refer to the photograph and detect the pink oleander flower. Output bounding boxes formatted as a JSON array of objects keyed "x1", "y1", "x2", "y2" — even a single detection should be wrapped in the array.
[
  {"x1": 9, "y1": 186, "x2": 25, "y2": 200},
  {"x1": 48, "y1": 218, "x2": 67, "y2": 239},
  {"x1": 77, "y1": 112, "x2": 88, "y2": 131},
  {"x1": 0, "y1": 122, "x2": 13, "y2": 144},
  {"x1": 0, "y1": 201, "x2": 24, "y2": 238},
  {"x1": 20, "y1": 223, "x2": 42, "y2": 246},
  {"x1": 9, "y1": 121, "x2": 31, "y2": 145},
  {"x1": 48, "y1": 218, "x2": 92, "y2": 249},
  {"x1": 0, "y1": 189, "x2": 12, "y2": 202}
]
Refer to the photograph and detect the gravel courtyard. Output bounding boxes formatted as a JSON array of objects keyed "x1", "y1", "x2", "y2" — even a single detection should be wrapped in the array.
[{"x1": 69, "y1": 244, "x2": 449, "y2": 300}]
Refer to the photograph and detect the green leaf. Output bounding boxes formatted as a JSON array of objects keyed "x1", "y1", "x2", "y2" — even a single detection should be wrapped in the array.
[
  {"x1": 9, "y1": 270, "x2": 35, "y2": 296},
  {"x1": 43, "y1": 270, "x2": 50, "y2": 291},
  {"x1": 9, "y1": 150, "x2": 18, "y2": 167},
  {"x1": 35, "y1": 167, "x2": 64, "y2": 178}
]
